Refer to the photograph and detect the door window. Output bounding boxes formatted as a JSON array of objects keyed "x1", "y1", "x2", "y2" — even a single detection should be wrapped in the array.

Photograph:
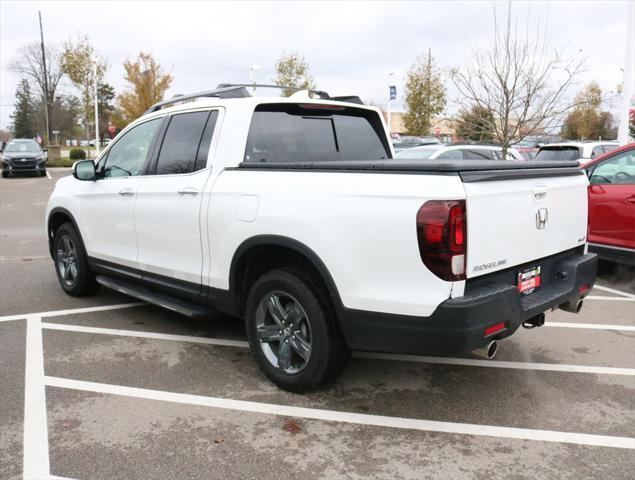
[
  {"x1": 590, "y1": 150, "x2": 635, "y2": 185},
  {"x1": 102, "y1": 118, "x2": 162, "y2": 177},
  {"x1": 155, "y1": 110, "x2": 218, "y2": 175}
]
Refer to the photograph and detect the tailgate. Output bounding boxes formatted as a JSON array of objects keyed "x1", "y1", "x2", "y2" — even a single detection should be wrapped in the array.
[{"x1": 462, "y1": 172, "x2": 588, "y2": 278}]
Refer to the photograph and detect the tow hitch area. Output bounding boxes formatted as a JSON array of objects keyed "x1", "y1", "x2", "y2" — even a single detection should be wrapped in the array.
[{"x1": 522, "y1": 312, "x2": 546, "y2": 329}]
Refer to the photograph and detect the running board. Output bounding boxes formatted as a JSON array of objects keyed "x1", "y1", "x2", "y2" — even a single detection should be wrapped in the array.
[{"x1": 95, "y1": 275, "x2": 213, "y2": 319}]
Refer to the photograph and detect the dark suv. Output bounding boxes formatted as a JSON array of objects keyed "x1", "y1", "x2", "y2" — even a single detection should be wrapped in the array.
[{"x1": 1, "y1": 139, "x2": 47, "y2": 177}]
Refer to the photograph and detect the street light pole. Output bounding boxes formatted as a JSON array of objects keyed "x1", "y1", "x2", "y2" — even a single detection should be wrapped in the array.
[
  {"x1": 93, "y1": 59, "x2": 100, "y2": 157},
  {"x1": 618, "y1": 1, "x2": 634, "y2": 144},
  {"x1": 249, "y1": 65, "x2": 261, "y2": 92},
  {"x1": 387, "y1": 72, "x2": 395, "y2": 136}
]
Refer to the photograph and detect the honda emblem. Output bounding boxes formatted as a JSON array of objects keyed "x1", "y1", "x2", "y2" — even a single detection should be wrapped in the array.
[{"x1": 536, "y1": 208, "x2": 548, "y2": 229}]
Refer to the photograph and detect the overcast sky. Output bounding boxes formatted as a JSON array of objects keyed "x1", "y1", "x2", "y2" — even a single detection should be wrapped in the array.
[{"x1": 0, "y1": 0, "x2": 631, "y2": 131}]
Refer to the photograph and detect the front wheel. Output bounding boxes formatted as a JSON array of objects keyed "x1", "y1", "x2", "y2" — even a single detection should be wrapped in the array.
[
  {"x1": 53, "y1": 222, "x2": 97, "y2": 296},
  {"x1": 245, "y1": 269, "x2": 349, "y2": 392}
]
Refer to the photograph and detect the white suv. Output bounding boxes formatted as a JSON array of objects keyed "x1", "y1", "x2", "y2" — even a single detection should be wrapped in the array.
[
  {"x1": 534, "y1": 142, "x2": 620, "y2": 163},
  {"x1": 395, "y1": 144, "x2": 526, "y2": 161}
]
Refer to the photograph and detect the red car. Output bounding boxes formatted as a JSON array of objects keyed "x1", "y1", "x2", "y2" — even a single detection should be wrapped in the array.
[{"x1": 582, "y1": 143, "x2": 635, "y2": 265}]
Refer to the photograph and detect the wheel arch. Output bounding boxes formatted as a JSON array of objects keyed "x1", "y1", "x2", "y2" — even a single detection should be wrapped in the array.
[
  {"x1": 47, "y1": 207, "x2": 84, "y2": 259},
  {"x1": 228, "y1": 235, "x2": 344, "y2": 318}
]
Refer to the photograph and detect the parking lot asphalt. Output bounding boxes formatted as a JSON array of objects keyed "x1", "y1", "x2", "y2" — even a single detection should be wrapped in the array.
[{"x1": 1, "y1": 170, "x2": 634, "y2": 480}]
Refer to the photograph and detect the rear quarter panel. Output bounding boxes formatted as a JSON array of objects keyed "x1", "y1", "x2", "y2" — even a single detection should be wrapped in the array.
[{"x1": 206, "y1": 170, "x2": 466, "y2": 316}]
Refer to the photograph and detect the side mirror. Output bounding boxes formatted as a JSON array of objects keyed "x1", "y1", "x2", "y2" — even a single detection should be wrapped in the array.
[{"x1": 73, "y1": 159, "x2": 96, "y2": 181}]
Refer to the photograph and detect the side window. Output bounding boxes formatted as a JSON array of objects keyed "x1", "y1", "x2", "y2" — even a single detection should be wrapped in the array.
[
  {"x1": 102, "y1": 118, "x2": 162, "y2": 178},
  {"x1": 437, "y1": 149, "x2": 464, "y2": 160},
  {"x1": 155, "y1": 111, "x2": 217, "y2": 175},
  {"x1": 590, "y1": 151, "x2": 635, "y2": 185}
]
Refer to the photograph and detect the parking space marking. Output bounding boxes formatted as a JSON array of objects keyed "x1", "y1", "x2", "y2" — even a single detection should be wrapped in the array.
[
  {"x1": 40, "y1": 322, "x2": 635, "y2": 376},
  {"x1": 46, "y1": 171, "x2": 52, "y2": 179},
  {"x1": 23, "y1": 316, "x2": 50, "y2": 480},
  {"x1": 356, "y1": 352, "x2": 635, "y2": 376},
  {"x1": 41, "y1": 322, "x2": 249, "y2": 348},
  {"x1": 593, "y1": 285, "x2": 635, "y2": 298},
  {"x1": 44, "y1": 376, "x2": 635, "y2": 450},
  {"x1": 0, "y1": 302, "x2": 145, "y2": 322},
  {"x1": 546, "y1": 321, "x2": 635, "y2": 332},
  {"x1": 585, "y1": 295, "x2": 635, "y2": 302}
]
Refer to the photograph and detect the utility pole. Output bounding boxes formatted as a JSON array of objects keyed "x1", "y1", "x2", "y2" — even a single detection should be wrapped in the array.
[
  {"x1": 618, "y1": 1, "x2": 634, "y2": 144},
  {"x1": 93, "y1": 59, "x2": 100, "y2": 156},
  {"x1": 38, "y1": 11, "x2": 50, "y2": 145}
]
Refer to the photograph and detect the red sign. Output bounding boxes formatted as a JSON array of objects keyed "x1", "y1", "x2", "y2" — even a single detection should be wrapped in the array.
[
  {"x1": 108, "y1": 122, "x2": 116, "y2": 134},
  {"x1": 434, "y1": 127, "x2": 441, "y2": 135}
]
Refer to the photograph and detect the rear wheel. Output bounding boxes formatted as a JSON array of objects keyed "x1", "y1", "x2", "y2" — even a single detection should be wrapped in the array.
[
  {"x1": 245, "y1": 269, "x2": 349, "y2": 392},
  {"x1": 53, "y1": 222, "x2": 97, "y2": 296}
]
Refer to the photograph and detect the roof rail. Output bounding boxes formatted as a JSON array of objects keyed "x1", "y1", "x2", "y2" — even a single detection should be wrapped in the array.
[
  {"x1": 144, "y1": 85, "x2": 251, "y2": 114},
  {"x1": 144, "y1": 83, "x2": 365, "y2": 114},
  {"x1": 216, "y1": 83, "x2": 330, "y2": 99}
]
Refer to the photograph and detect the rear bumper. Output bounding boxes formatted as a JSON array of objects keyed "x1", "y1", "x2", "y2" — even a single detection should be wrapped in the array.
[
  {"x1": 338, "y1": 250, "x2": 597, "y2": 356},
  {"x1": 589, "y1": 243, "x2": 635, "y2": 266}
]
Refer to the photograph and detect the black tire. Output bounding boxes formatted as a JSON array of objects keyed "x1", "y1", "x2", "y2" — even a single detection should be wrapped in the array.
[
  {"x1": 1, "y1": 171, "x2": 8, "y2": 178},
  {"x1": 245, "y1": 269, "x2": 349, "y2": 392},
  {"x1": 40, "y1": 169, "x2": 46, "y2": 177},
  {"x1": 53, "y1": 222, "x2": 97, "y2": 296}
]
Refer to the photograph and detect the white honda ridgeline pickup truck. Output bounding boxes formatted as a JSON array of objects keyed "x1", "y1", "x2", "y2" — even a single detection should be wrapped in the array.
[{"x1": 46, "y1": 84, "x2": 597, "y2": 391}]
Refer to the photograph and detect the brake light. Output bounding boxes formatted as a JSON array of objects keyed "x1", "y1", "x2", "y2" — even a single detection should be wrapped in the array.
[
  {"x1": 416, "y1": 200, "x2": 467, "y2": 281},
  {"x1": 298, "y1": 103, "x2": 346, "y2": 110}
]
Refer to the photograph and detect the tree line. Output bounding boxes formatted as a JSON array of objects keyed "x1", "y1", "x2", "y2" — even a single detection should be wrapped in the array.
[
  {"x1": 8, "y1": 36, "x2": 173, "y2": 145},
  {"x1": 7, "y1": 6, "x2": 631, "y2": 150}
]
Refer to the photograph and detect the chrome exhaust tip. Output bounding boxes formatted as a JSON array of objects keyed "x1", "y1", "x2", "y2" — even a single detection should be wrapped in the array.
[
  {"x1": 472, "y1": 340, "x2": 498, "y2": 360},
  {"x1": 559, "y1": 299, "x2": 584, "y2": 314}
]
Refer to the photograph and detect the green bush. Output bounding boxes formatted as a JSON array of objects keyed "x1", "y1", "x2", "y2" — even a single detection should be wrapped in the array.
[
  {"x1": 47, "y1": 157, "x2": 74, "y2": 167},
  {"x1": 69, "y1": 148, "x2": 87, "y2": 160}
]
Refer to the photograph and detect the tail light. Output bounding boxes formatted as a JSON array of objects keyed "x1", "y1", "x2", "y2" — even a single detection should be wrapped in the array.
[{"x1": 416, "y1": 200, "x2": 467, "y2": 281}]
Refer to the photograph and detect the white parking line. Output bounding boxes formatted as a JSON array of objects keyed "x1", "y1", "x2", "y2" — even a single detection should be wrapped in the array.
[
  {"x1": 585, "y1": 295, "x2": 635, "y2": 302},
  {"x1": 41, "y1": 323, "x2": 249, "y2": 348},
  {"x1": 40, "y1": 323, "x2": 635, "y2": 376},
  {"x1": 546, "y1": 321, "x2": 635, "y2": 332},
  {"x1": 593, "y1": 285, "x2": 635, "y2": 298},
  {"x1": 23, "y1": 316, "x2": 50, "y2": 479},
  {"x1": 46, "y1": 171, "x2": 52, "y2": 179},
  {"x1": 44, "y1": 376, "x2": 635, "y2": 450},
  {"x1": 357, "y1": 352, "x2": 635, "y2": 376},
  {"x1": 0, "y1": 302, "x2": 145, "y2": 322}
]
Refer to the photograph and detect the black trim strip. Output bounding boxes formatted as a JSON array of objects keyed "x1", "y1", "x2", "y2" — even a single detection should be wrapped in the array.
[{"x1": 459, "y1": 167, "x2": 583, "y2": 183}]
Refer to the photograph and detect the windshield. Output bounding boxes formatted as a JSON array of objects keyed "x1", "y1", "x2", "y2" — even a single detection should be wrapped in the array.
[
  {"x1": 534, "y1": 146, "x2": 581, "y2": 161},
  {"x1": 395, "y1": 148, "x2": 437, "y2": 159},
  {"x1": 5, "y1": 141, "x2": 41, "y2": 153}
]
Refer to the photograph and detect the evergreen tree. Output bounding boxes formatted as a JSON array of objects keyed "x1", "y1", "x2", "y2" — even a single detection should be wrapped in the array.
[
  {"x1": 403, "y1": 50, "x2": 447, "y2": 136},
  {"x1": 10, "y1": 79, "x2": 35, "y2": 138}
]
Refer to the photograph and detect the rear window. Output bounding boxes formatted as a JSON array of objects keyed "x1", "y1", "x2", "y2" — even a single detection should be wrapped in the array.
[
  {"x1": 244, "y1": 104, "x2": 391, "y2": 163},
  {"x1": 534, "y1": 146, "x2": 581, "y2": 161}
]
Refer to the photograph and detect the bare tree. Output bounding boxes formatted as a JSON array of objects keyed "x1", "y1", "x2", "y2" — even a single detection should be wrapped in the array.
[
  {"x1": 450, "y1": 3, "x2": 584, "y2": 155},
  {"x1": 9, "y1": 43, "x2": 64, "y2": 141}
]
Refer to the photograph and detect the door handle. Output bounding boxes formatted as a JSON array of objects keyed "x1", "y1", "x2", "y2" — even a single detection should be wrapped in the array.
[
  {"x1": 178, "y1": 188, "x2": 199, "y2": 196},
  {"x1": 118, "y1": 188, "x2": 134, "y2": 197},
  {"x1": 626, "y1": 196, "x2": 635, "y2": 205}
]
